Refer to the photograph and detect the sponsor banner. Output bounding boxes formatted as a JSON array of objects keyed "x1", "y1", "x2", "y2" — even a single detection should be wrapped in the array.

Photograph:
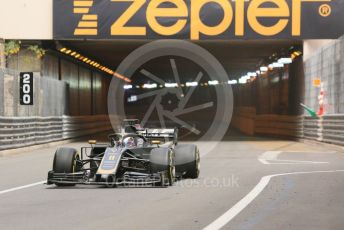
[{"x1": 53, "y1": 0, "x2": 344, "y2": 40}]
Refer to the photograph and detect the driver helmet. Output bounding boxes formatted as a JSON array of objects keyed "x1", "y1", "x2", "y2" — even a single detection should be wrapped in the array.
[{"x1": 123, "y1": 137, "x2": 135, "y2": 148}]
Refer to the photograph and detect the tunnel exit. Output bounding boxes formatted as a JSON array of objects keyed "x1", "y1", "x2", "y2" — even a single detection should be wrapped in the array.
[{"x1": 45, "y1": 39, "x2": 303, "y2": 141}]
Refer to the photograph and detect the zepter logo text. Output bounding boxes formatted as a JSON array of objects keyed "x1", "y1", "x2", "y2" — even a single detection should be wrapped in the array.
[{"x1": 74, "y1": 0, "x2": 332, "y2": 39}]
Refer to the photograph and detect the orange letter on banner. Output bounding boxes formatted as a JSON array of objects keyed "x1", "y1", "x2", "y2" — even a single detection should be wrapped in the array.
[
  {"x1": 191, "y1": 0, "x2": 233, "y2": 40},
  {"x1": 111, "y1": 0, "x2": 146, "y2": 36},
  {"x1": 235, "y1": 0, "x2": 245, "y2": 36},
  {"x1": 147, "y1": 0, "x2": 188, "y2": 36},
  {"x1": 248, "y1": 0, "x2": 289, "y2": 36}
]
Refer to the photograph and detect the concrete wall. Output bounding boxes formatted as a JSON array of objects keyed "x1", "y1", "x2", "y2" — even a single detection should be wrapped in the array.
[
  {"x1": 304, "y1": 36, "x2": 344, "y2": 114},
  {"x1": 41, "y1": 54, "x2": 59, "y2": 80},
  {"x1": 288, "y1": 57, "x2": 305, "y2": 115},
  {"x1": 1, "y1": 49, "x2": 112, "y2": 117},
  {"x1": 93, "y1": 72, "x2": 111, "y2": 115},
  {"x1": 0, "y1": 39, "x2": 5, "y2": 68},
  {"x1": 0, "y1": 69, "x2": 67, "y2": 117},
  {"x1": 60, "y1": 59, "x2": 79, "y2": 116},
  {"x1": 7, "y1": 49, "x2": 42, "y2": 72},
  {"x1": 42, "y1": 53, "x2": 111, "y2": 116},
  {"x1": 304, "y1": 40, "x2": 335, "y2": 61},
  {"x1": 0, "y1": 0, "x2": 53, "y2": 39},
  {"x1": 232, "y1": 65, "x2": 295, "y2": 116}
]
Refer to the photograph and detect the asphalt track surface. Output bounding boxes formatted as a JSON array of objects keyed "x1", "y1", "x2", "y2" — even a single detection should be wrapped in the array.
[{"x1": 0, "y1": 132, "x2": 344, "y2": 230}]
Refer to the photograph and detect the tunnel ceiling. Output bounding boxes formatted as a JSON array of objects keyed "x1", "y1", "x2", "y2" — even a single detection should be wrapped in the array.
[{"x1": 61, "y1": 40, "x2": 302, "y2": 80}]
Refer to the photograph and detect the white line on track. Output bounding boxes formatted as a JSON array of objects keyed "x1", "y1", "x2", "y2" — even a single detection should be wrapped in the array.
[
  {"x1": 0, "y1": 181, "x2": 46, "y2": 195},
  {"x1": 258, "y1": 151, "x2": 329, "y2": 165},
  {"x1": 203, "y1": 170, "x2": 344, "y2": 230}
]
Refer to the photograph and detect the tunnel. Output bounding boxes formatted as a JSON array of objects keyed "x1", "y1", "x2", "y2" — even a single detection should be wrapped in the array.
[{"x1": 32, "y1": 39, "x2": 305, "y2": 141}]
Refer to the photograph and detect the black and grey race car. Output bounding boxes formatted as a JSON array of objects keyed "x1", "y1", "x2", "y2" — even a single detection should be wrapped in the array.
[{"x1": 47, "y1": 122, "x2": 200, "y2": 187}]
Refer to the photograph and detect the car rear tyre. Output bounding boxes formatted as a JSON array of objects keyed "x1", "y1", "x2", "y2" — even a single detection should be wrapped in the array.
[
  {"x1": 53, "y1": 147, "x2": 80, "y2": 186},
  {"x1": 175, "y1": 144, "x2": 200, "y2": 179},
  {"x1": 150, "y1": 148, "x2": 175, "y2": 186}
]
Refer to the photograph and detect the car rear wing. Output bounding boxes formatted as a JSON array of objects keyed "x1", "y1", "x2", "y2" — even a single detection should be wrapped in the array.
[{"x1": 138, "y1": 128, "x2": 178, "y2": 144}]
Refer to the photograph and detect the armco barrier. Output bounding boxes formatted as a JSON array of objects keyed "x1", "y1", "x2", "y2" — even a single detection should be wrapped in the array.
[
  {"x1": 255, "y1": 115, "x2": 303, "y2": 138},
  {"x1": 231, "y1": 107, "x2": 256, "y2": 135},
  {"x1": 0, "y1": 115, "x2": 117, "y2": 151},
  {"x1": 303, "y1": 115, "x2": 344, "y2": 146},
  {"x1": 231, "y1": 107, "x2": 303, "y2": 138}
]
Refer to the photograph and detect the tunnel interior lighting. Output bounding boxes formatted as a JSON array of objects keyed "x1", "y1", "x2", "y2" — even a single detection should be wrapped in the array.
[
  {"x1": 165, "y1": 83, "x2": 178, "y2": 88},
  {"x1": 260, "y1": 66, "x2": 268, "y2": 72},
  {"x1": 238, "y1": 75, "x2": 250, "y2": 84},
  {"x1": 278, "y1": 58, "x2": 292, "y2": 64},
  {"x1": 128, "y1": 95, "x2": 138, "y2": 102},
  {"x1": 58, "y1": 46, "x2": 131, "y2": 82},
  {"x1": 239, "y1": 78, "x2": 247, "y2": 84},
  {"x1": 143, "y1": 83, "x2": 157, "y2": 89},
  {"x1": 123, "y1": 85, "x2": 133, "y2": 89},
  {"x1": 186, "y1": 82, "x2": 198, "y2": 87},
  {"x1": 293, "y1": 51, "x2": 302, "y2": 56},
  {"x1": 208, "y1": 80, "x2": 219, "y2": 85},
  {"x1": 272, "y1": 62, "x2": 284, "y2": 68},
  {"x1": 228, "y1": 80, "x2": 238, "y2": 85},
  {"x1": 291, "y1": 51, "x2": 303, "y2": 59}
]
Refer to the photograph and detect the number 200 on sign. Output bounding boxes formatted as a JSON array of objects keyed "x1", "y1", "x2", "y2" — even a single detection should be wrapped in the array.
[{"x1": 20, "y1": 72, "x2": 33, "y2": 105}]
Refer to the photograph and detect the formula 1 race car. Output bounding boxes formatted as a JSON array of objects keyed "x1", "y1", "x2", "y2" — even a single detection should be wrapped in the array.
[{"x1": 47, "y1": 121, "x2": 200, "y2": 187}]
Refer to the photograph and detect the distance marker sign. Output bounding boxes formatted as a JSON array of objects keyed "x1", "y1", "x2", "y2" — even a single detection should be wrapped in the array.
[{"x1": 20, "y1": 72, "x2": 33, "y2": 105}]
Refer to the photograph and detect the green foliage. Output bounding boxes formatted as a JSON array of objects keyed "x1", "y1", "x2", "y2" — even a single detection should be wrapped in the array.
[
  {"x1": 5, "y1": 41, "x2": 46, "y2": 59},
  {"x1": 27, "y1": 45, "x2": 46, "y2": 59},
  {"x1": 4, "y1": 40, "x2": 21, "y2": 56}
]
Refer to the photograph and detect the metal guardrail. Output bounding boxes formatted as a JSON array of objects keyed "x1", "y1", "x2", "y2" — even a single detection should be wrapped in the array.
[
  {"x1": 255, "y1": 115, "x2": 303, "y2": 138},
  {"x1": 231, "y1": 107, "x2": 256, "y2": 135},
  {"x1": 231, "y1": 107, "x2": 303, "y2": 138},
  {"x1": 0, "y1": 115, "x2": 115, "y2": 151},
  {"x1": 303, "y1": 115, "x2": 344, "y2": 146},
  {"x1": 232, "y1": 109, "x2": 344, "y2": 144}
]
